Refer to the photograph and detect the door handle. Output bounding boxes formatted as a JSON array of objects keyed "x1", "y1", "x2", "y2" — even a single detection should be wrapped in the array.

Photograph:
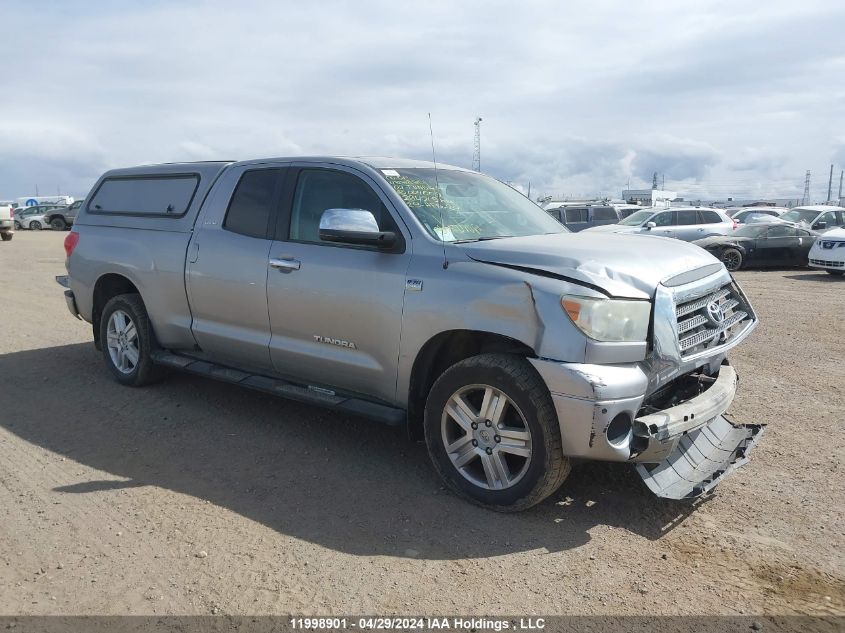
[{"x1": 269, "y1": 257, "x2": 301, "y2": 272}]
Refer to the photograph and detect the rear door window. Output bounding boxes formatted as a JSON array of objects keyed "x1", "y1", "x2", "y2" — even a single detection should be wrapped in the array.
[
  {"x1": 564, "y1": 207, "x2": 588, "y2": 223},
  {"x1": 223, "y1": 169, "x2": 284, "y2": 239},
  {"x1": 590, "y1": 206, "x2": 618, "y2": 221},
  {"x1": 699, "y1": 210, "x2": 723, "y2": 224},
  {"x1": 88, "y1": 175, "x2": 199, "y2": 216},
  {"x1": 676, "y1": 210, "x2": 698, "y2": 225}
]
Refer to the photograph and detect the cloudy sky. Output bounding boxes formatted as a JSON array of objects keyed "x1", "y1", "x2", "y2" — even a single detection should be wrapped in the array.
[{"x1": 2, "y1": 0, "x2": 844, "y2": 202}]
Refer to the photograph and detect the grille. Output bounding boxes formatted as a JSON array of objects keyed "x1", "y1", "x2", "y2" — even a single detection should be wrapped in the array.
[
  {"x1": 810, "y1": 258, "x2": 844, "y2": 267},
  {"x1": 674, "y1": 283, "x2": 751, "y2": 357}
]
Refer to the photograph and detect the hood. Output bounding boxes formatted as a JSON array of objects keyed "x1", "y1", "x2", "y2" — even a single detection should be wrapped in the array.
[
  {"x1": 819, "y1": 227, "x2": 845, "y2": 240},
  {"x1": 693, "y1": 236, "x2": 752, "y2": 248},
  {"x1": 460, "y1": 233, "x2": 722, "y2": 299}
]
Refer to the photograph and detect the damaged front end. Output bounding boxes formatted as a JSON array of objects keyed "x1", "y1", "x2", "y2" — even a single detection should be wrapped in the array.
[{"x1": 632, "y1": 365, "x2": 765, "y2": 499}]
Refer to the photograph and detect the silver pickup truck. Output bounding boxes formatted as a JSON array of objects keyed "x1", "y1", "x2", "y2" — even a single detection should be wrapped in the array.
[{"x1": 59, "y1": 157, "x2": 763, "y2": 511}]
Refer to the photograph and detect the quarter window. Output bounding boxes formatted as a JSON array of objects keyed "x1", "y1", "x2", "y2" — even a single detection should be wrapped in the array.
[{"x1": 223, "y1": 169, "x2": 282, "y2": 239}]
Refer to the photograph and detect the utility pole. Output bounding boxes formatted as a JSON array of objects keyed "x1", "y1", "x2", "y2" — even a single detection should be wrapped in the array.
[
  {"x1": 802, "y1": 170, "x2": 811, "y2": 205},
  {"x1": 652, "y1": 172, "x2": 658, "y2": 190},
  {"x1": 827, "y1": 164, "x2": 834, "y2": 203},
  {"x1": 35, "y1": 184, "x2": 39, "y2": 196},
  {"x1": 839, "y1": 170, "x2": 843, "y2": 202},
  {"x1": 662, "y1": 173, "x2": 665, "y2": 190},
  {"x1": 472, "y1": 117, "x2": 482, "y2": 172}
]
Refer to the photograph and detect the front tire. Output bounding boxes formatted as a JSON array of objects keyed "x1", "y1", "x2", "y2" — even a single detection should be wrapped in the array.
[
  {"x1": 424, "y1": 353, "x2": 570, "y2": 512},
  {"x1": 51, "y1": 217, "x2": 67, "y2": 231},
  {"x1": 99, "y1": 294, "x2": 166, "y2": 386},
  {"x1": 29, "y1": 221, "x2": 42, "y2": 231},
  {"x1": 720, "y1": 247, "x2": 743, "y2": 271}
]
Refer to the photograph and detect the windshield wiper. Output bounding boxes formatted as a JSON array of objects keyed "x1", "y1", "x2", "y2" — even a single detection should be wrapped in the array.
[{"x1": 452, "y1": 236, "x2": 514, "y2": 244}]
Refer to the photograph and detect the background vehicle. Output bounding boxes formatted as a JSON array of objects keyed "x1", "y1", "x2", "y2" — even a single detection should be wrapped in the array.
[
  {"x1": 808, "y1": 227, "x2": 845, "y2": 276},
  {"x1": 545, "y1": 203, "x2": 619, "y2": 231},
  {"x1": 693, "y1": 222, "x2": 817, "y2": 271},
  {"x1": 61, "y1": 157, "x2": 762, "y2": 511},
  {"x1": 611, "y1": 203, "x2": 643, "y2": 219},
  {"x1": 732, "y1": 208, "x2": 788, "y2": 224},
  {"x1": 0, "y1": 204, "x2": 14, "y2": 241},
  {"x1": 45, "y1": 199, "x2": 83, "y2": 230},
  {"x1": 14, "y1": 205, "x2": 62, "y2": 230},
  {"x1": 582, "y1": 207, "x2": 736, "y2": 241},
  {"x1": 13, "y1": 195, "x2": 74, "y2": 209},
  {"x1": 780, "y1": 205, "x2": 845, "y2": 233}
]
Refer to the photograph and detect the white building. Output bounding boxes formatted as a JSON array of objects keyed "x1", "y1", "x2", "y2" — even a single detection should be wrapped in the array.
[{"x1": 621, "y1": 189, "x2": 676, "y2": 208}]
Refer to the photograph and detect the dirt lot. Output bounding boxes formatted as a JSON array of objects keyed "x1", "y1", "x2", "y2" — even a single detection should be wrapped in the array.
[{"x1": 0, "y1": 230, "x2": 843, "y2": 616}]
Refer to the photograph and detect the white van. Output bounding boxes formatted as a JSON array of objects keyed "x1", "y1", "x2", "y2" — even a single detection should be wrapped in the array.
[{"x1": 13, "y1": 195, "x2": 74, "y2": 209}]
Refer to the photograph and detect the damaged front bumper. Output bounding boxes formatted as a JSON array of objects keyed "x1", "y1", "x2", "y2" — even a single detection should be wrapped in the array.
[{"x1": 530, "y1": 358, "x2": 765, "y2": 499}]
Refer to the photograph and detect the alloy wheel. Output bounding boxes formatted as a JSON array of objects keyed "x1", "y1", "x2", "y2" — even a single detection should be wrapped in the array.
[
  {"x1": 441, "y1": 384, "x2": 533, "y2": 490},
  {"x1": 106, "y1": 309, "x2": 140, "y2": 374}
]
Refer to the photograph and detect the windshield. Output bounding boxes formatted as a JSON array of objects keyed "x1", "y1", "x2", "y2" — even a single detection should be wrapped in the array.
[
  {"x1": 781, "y1": 209, "x2": 818, "y2": 224},
  {"x1": 382, "y1": 168, "x2": 566, "y2": 242},
  {"x1": 733, "y1": 225, "x2": 769, "y2": 238},
  {"x1": 617, "y1": 210, "x2": 654, "y2": 226}
]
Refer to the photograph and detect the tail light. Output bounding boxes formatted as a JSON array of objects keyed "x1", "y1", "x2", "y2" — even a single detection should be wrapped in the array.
[{"x1": 64, "y1": 230, "x2": 80, "y2": 257}]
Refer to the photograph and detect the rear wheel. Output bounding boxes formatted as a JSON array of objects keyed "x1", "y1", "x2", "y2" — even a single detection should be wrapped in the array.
[
  {"x1": 29, "y1": 221, "x2": 42, "y2": 231},
  {"x1": 720, "y1": 247, "x2": 743, "y2": 271},
  {"x1": 99, "y1": 294, "x2": 166, "y2": 386},
  {"x1": 0, "y1": 232, "x2": 12, "y2": 241},
  {"x1": 827, "y1": 270, "x2": 844, "y2": 277},
  {"x1": 13, "y1": 221, "x2": 21, "y2": 230},
  {"x1": 50, "y1": 217, "x2": 67, "y2": 230},
  {"x1": 424, "y1": 353, "x2": 570, "y2": 512}
]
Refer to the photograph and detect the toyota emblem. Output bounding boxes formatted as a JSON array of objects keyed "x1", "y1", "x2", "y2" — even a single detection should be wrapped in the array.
[{"x1": 705, "y1": 301, "x2": 725, "y2": 326}]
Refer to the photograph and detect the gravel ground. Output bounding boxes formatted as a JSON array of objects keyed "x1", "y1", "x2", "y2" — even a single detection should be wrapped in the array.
[{"x1": 0, "y1": 231, "x2": 842, "y2": 616}]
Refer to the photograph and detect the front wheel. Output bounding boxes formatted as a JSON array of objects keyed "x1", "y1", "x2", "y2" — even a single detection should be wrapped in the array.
[
  {"x1": 29, "y1": 221, "x2": 42, "y2": 231},
  {"x1": 50, "y1": 217, "x2": 67, "y2": 230},
  {"x1": 424, "y1": 353, "x2": 570, "y2": 512},
  {"x1": 99, "y1": 294, "x2": 166, "y2": 386},
  {"x1": 720, "y1": 247, "x2": 743, "y2": 271}
]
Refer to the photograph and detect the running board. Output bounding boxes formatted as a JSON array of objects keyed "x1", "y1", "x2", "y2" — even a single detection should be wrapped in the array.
[{"x1": 150, "y1": 350, "x2": 406, "y2": 426}]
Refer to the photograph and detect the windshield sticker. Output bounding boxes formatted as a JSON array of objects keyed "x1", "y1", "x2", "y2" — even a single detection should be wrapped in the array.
[
  {"x1": 433, "y1": 226, "x2": 456, "y2": 241},
  {"x1": 385, "y1": 174, "x2": 460, "y2": 212},
  {"x1": 380, "y1": 169, "x2": 400, "y2": 177}
]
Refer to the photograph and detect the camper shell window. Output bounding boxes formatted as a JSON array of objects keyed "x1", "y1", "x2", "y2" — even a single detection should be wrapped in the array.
[{"x1": 87, "y1": 175, "x2": 200, "y2": 217}]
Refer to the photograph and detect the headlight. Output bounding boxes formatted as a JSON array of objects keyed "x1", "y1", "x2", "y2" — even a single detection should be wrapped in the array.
[{"x1": 561, "y1": 295, "x2": 651, "y2": 342}]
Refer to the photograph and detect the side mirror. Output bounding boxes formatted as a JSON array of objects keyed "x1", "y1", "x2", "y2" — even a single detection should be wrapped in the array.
[
  {"x1": 645, "y1": 221, "x2": 657, "y2": 229},
  {"x1": 813, "y1": 221, "x2": 826, "y2": 230},
  {"x1": 319, "y1": 209, "x2": 396, "y2": 249}
]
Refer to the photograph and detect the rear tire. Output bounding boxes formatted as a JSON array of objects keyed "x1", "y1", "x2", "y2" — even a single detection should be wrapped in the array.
[
  {"x1": 13, "y1": 221, "x2": 21, "y2": 230},
  {"x1": 423, "y1": 353, "x2": 570, "y2": 512},
  {"x1": 720, "y1": 247, "x2": 743, "y2": 271},
  {"x1": 99, "y1": 294, "x2": 167, "y2": 387},
  {"x1": 827, "y1": 270, "x2": 844, "y2": 277},
  {"x1": 0, "y1": 232, "x2": 12, "y2": 241},
  {"x1": 51, "y1": 217, "x2": 67, "y2": 231}
]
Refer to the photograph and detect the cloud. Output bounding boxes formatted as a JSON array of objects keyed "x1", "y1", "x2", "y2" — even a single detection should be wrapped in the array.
[{"x1": 0, "y1": 0, "x2": 843, "y2": 203}]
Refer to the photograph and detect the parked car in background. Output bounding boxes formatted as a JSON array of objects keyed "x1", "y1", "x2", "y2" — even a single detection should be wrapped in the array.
[
  {"x1": 0, "y1": 204, "x2": 14, "y2": 241},
  {"x1": 693, "y1": 222, "x2": 818, "y2": 271},
  {"x1": 582, "y1": 207, "x2": 736, "y2": 241},
  {"x1": 780, "y1": 205, "x2": 845, "y2": 233},
  {"x1": 732, "y1": 208, "x2": 788, "y2": 224},
  {"x1": 14, "y1": 206, "x2": 60, "y2": 230},
  {"x1": 46, "y1": 199, "x2": 84, "y2": 230},
  {"x1": 807, "y1": 227, "x2": 845, "y2": 276},
  {"x1": 545, "y1": 203, "x2": 620, "y2": 232},
  {"x1": 611, "y1": 203, "x2": 644, "y2": 219}
]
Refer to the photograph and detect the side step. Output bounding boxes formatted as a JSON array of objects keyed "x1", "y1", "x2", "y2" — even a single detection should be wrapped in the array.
[{"x1": 150, "y1": 350, "x2": 406, "y2": 426}]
